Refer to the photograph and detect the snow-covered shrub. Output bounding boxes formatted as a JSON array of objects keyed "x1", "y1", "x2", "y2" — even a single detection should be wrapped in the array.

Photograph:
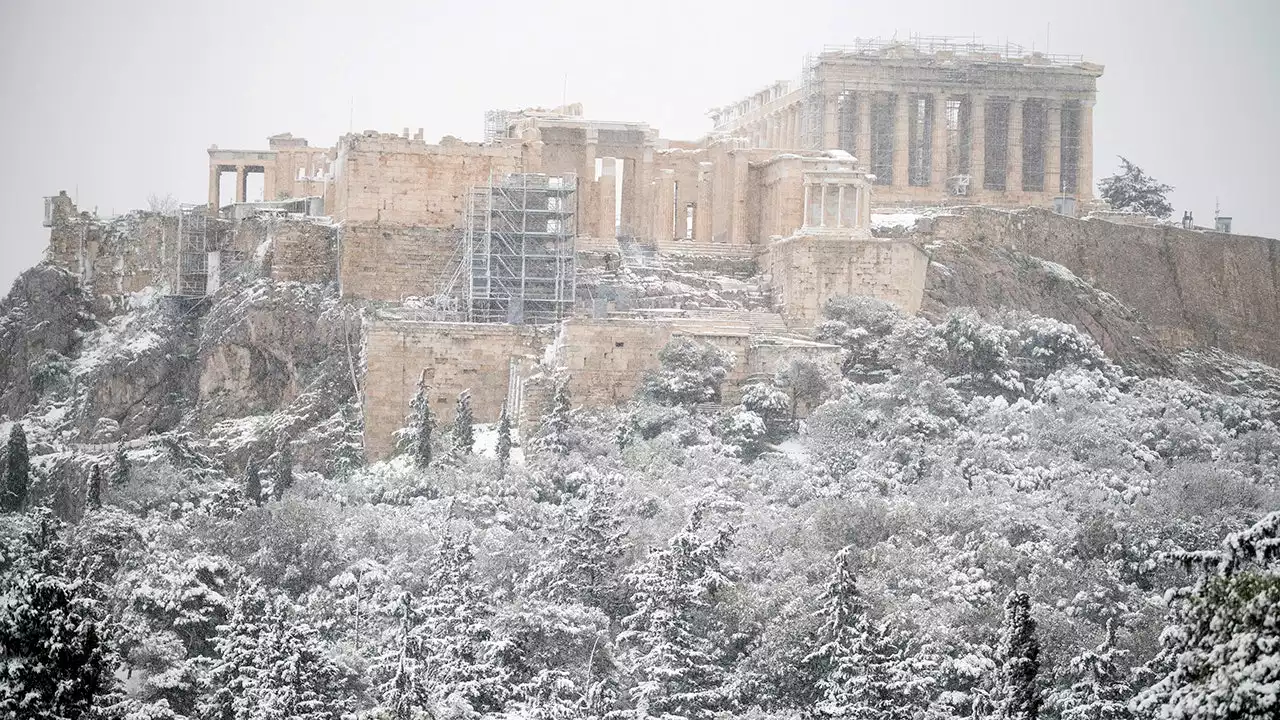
[{"x1": 643, "y1": 336, "x2": 735, "y2": 405}]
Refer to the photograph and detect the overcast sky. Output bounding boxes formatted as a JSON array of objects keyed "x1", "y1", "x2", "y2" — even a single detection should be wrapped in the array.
[{"x1": 2, "y1": 0, "x2": 1277, "y2": 294}]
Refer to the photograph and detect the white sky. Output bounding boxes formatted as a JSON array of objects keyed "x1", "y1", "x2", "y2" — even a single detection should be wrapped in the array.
[{"x1": 2, "y1": 0, "x2": 1277, "y2": 294}]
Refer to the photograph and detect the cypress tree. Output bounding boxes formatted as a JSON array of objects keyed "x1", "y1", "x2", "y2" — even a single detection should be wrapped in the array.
[
  {"x1": 86, "y1": 463, "x2": 104, "y2": 511},
  {"x1": 995, "y1": 591, "x2": 1042, "y2": 720},
  {"x1": 269, "y1": 433, "x2": 294, "y2": 501},
  {"x1": 245, "y1": 459, "x2": 263, "y2": 507},
  {"x1": 1057, "y1": 618, "x2": 1133, "y2": 720},
  {"x1": 496, "y1": 402, "x2": 512, "y2": 478},
  {"x1": 454, "y1": 390, "x2": 475, "y2": 455},
  {"x1": 110, "y1": 440, "x2": 130, "y2": 487},
  {"x1": 542, "y1": 376, "x2": 571, "y2": 455},
  {"x1": 403, "y1": 371, "x2": 434, "y2": 469},
  {"x1": 3, "y1": 422, "x2": 30, "y2": 513}
]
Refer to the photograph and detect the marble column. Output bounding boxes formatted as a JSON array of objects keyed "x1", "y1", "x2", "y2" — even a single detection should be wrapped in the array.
[
  {"x1": 969, "y1": 95, "x2": 986, "y2": 195},
  {"x1": 1045, "y1": 99, "x2": 1063, "y2": 196},
  {"x1": 235, "y1": 166, "x2": 247, "y2": 203},
  {"x1": 1007, "y1": 98, "x2": 1024, "y2": 193},
  {"x1": 856, "y1": 93, "x2": 872, "y2": 170},
  {"x1": 1079, "y1": 100, "x2": 1095, "y2": 199},
  {"x1": 207, "y1": 163, "x2": 221, "y2": 213},
  {"x1": 931, "y1": 92, "x2": 950, "y2": 188},
  {"x1": 892, "y1": 92, "x2": 910, "y2": 188}
]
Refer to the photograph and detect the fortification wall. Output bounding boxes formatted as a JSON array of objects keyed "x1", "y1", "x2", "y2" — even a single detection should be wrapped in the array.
[
  {"x1": 229, "y1": 217, "x2": 338, "y2": 285},
  {"x1": 45, "y1": 203, "x2": 176, "y2": 311},
  {"x1": 768, "y1": 235, "x2": 929, "y2": 327},
  {"x1": 331, "y1": 134, "x2": 525, "y2": 226},
  {"x1": 362, "y1": 321, "x2": 549, "y2": 460},
  {"x1": 338, "y1": 224, "x2": 458, "y2": 302},
  {"x1": 926, "y1": 207, "x2": 1280, "y2": 366}
]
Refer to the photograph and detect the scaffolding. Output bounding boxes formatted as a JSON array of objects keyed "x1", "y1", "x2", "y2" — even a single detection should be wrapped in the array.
[
  {"x1": 466, "y1": 173, "x2": 577, "y2": 325},
  {"x1": 1021, "y1": 99, "x2": 1048, "y2": 192},
  {"x1": 484, "y1": 110, "x2": 511, "y2": 143},
  {"x1": 983, "y1": 99, "x2": 1011, "y2": 191},
  {"x1": 1060, "y1": 101, "x2": 1082, "y2": 194},
  {"x1": 799, "y1": 54, "x2": 824, "y2": 150},
  {"x1": 176, "y1": 205, "x2": 232, "y2": 298}
]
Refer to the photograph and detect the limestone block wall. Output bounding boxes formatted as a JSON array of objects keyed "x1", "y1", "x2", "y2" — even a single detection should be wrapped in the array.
[
  {"x1": 362, "y1": 320, "x2": 549, "y2": 460},
  {"x1": 45, "y1": 204, "x2": 176, "y2": 311},
  {"x1": 330, "y1": 133, "x2": 525, "y2": 226},
  {"x1": 338, "y1": 224, "x2": 458, "y2": 302},
  {"x1": 927, "y1": 207, "x2": 1280, "y2": 366},
  {"x1": 269, "y1": 220, "x2": 338, "y2": 285},
  {"x1": 768, "y1": 235, "x2": 930, "y2": 327}
]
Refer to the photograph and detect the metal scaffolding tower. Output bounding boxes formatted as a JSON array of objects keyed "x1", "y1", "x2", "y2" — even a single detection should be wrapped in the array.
[
  {"x1": 176, "y1": 205, "x2": 231, "y2": 298},
  {"x1": 466, "y1": 173, "x2": 577, "y2": 325}
]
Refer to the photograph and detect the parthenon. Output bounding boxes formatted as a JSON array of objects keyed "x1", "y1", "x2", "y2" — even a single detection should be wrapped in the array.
[{"x1": 710, "y1": 37, "x2": 1104, "y2": 207}]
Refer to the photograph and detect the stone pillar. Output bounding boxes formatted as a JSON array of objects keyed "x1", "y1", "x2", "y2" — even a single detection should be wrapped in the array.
[
  {"x1": 931, "y1": 92, "x2": 950, "y2": 188},
  {"x1": 969, "y1": 94, "x2": 986, "y2": 197},
  {"x1": 821, "y1": 88, "x2": 839, "y2": 149},
  {"x1": 1007, "y1": 98, "x2": 1024, "y2": 194},
  {"x1": 235, "y1": 166, "x2": 247, "y2": 203},
  {"x1": 1045, "y1": 99, "x2": 1063, "y2": 197},
  {"x1": 208, "y1": 163, "x2": 221, "y2": 213},
  {"x1": 802, "y1": 183, "x2": 812, "y2": 228},
  {"x1": 856, "y1": 93, "x2": 872, "y2": 170},
  {"x1": 597, "y1": 158, "x2": 617, "y2": 239},
  {"x1": 263, "y1": 164, "x2": 278, "y2": 202},
  {"x1": 654, "y1": 169, "x2": 676, "y2": 241},
  {"x1": 1079, "y1": 100, "x2": 1095, "y2": 199},
  {"x1": 891, "y1": 93, "x2": 910, "y2": 188},
  {"x1": 696, "y1": 161, "x2": 713, "y2": 241}
]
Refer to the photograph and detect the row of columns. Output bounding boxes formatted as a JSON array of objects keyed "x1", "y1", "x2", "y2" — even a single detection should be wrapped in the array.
[
  {"x1": 745, "y1": 90, "x2": 1094, "y2": 197},
  {"x1": 207, "y1": 163, "x2": 274, "y2": 211},
  {"x1": 802, "y1": 178, "x2": 868, "y2": 230}
]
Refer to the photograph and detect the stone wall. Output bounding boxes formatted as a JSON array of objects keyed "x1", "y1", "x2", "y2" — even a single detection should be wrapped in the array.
[
  {"x1": 362, "y1": 320, "x2": 549, "y2": 460},
  {"x1": 45, "y1": 199, "x2": 176, "y2": 312},
  {"x1": 925, "y1": 207, "x2": 1280, "y2": 366},
  {"x1": 331, "y1": 133, "x2": 525, "y2": 226},
  {"x1": 768, "y1": 234, "x2": 930, "y2": 327},
  {"x1": 228, "y1": 216, "x2": 338, "y2": 285},
  {"x1": 338, "y1": 224, "x2": 458, "y2": 302}
]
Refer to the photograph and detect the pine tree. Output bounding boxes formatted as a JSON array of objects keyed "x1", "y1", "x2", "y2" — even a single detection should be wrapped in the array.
[
  {"x1": 418, "y1": 534, "x2": 509, "y2": 713},
  {"x1": 496, "y1": 402, "x2": 512, "y2": 478},
  {"x1": 3, "y1": 421, "x2": 30, "y2": 513},
  {"x1": 541, "y1": 375, "x2": 572, "y2": 455},
  {"x1": 994, "y1": 591, "x2": 1042, "y2": 720},
  {"x1": 1097, "y1": 157, "x2": 1174, "y2": 219},
  {"x1": 402, "y1": 370, "x2": 435, "y2": 469},
  {"x1": 525, "y1": 485, "x2": 629, "y2": 611},
  {"x1": 204, "y1": 581, "x2": 272, "y2": 720},
  {"x1": 110, "y1": 440, "x2": 130, "y2": 486},
  {"x1": 0, "y1": 510, "x2": 117, "y2": 718},
  {"x1": 380, "y1": 592, "x2": 427, "y2": 720},
  {"x1": 245, "y1": 459, "x2": 263, "y2": 506},
  {"x1": 617, "y1": 503, "x2": 735, "y2": 720},
  {"x1": 268, "y1": 433, "x2": 294, "y2": 501},
  {"x1": 86, "y1": 463, "x2": 104, "y2": 511},
  {"x1": 1132, "y1": 511, "x2": 1280, "y2": 720},
  {"x1": 1057, "y1": 619, "x2": 1133, "y2": 720},
  {"x1": 454, "y1": 390, "x2": 475, "y2": 454},
  {"x1": 804, "y1": 546, "x2": 915, "y2": 720}
]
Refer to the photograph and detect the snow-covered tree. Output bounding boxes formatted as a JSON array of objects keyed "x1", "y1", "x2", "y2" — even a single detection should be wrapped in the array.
[
  {"x1": 739, "y1": 382, "x2": 791, "y2": 440},
  {"x1": 455, "y1": 390, "x2": 475, "y2": 455},
  {"x1": 644, "y1": 337, "x2": 735, "y2": 406},
  {"x1": 244, "y1": 460, "x2": 263, "y2": 507},
  {"x1": 496, "y1": 402, "x2": 513, "y2": 479},
  {"x1": 804, "y1": 546, "x2": 919, "y2": 720},
  {"x1": 400, "y1": 370, "x2": 435, "y2": 469},
  {"x1": 0, "y1": 510, "x2": 117, "y2": 718},
  {"x1": 267, "y1": 432, "x2": 294, "y2": 501},
  {"x1": 719, "y1": 407, "x2": 769, "y2": 461},
  {"x1": 1055, "y1": 619, "x2": 1134, "y2": 720},
  {"x1": 86, "y1": 462, "x2": 104, "y2": 511},
  {"x1": 774, "y1": 356, "x2": 837, "y2": 421},
  {"x1": 539, "y1": 375, "x2": 572, "y2": 455},
  {"x1": 1097, "y1": 157, "x2": 1173, "y2": 219},
  {"x1": 816, "y1": 296, "x2": 908, "y2": 380},
  {"x1": 1132, "y1": 511, "x2": 1280, "y2": 720},
  {"x1": 2, "y1": 421, "x2": 29, "y2": 513},
  {"x1": 618, "y1": 503, "x2": 735, "y2": 719},
  {"x1": 111, "y1": 440, "x2": 131, "y2": 487},
  {"x1": 526, "y1": 485, "x2": 629, "y2": 610},
  {"x1": 994, "y1": 591, "x2": 1042, "y2": 720}
]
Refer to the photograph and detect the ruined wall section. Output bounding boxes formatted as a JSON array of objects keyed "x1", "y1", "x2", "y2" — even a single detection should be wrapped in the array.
[
  {"x1": 362, "y1": 321, "x2": 549, "y2": 460},
  {"x1": 229, "y1": 217, "x2": 339, "y2": 285},
  {"x1": 330, "y1": 133, "x2": 525, "y2": 226},
  {"x1": 768, "y1": 236, "x2": 929, "y2": 327},
  {"x1": 926, "y1": 208, "x2": 1280, "y2": 366},
  {"x1": 45, "y1": 194, "x2": 177, "y2": 312},
  {"x1": 338, "y1": 224, "x2": 458, "y2": 302}
]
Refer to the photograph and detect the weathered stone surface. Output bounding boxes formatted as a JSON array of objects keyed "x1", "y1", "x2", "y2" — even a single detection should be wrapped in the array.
[{"x1": 0, "y1": 265, "x2": 91, "y2": 419}]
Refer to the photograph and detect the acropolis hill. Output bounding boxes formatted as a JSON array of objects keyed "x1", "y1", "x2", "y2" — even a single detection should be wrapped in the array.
[{"x1": 32, "y1": 38, "x2": 1280, "y2": 461}]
